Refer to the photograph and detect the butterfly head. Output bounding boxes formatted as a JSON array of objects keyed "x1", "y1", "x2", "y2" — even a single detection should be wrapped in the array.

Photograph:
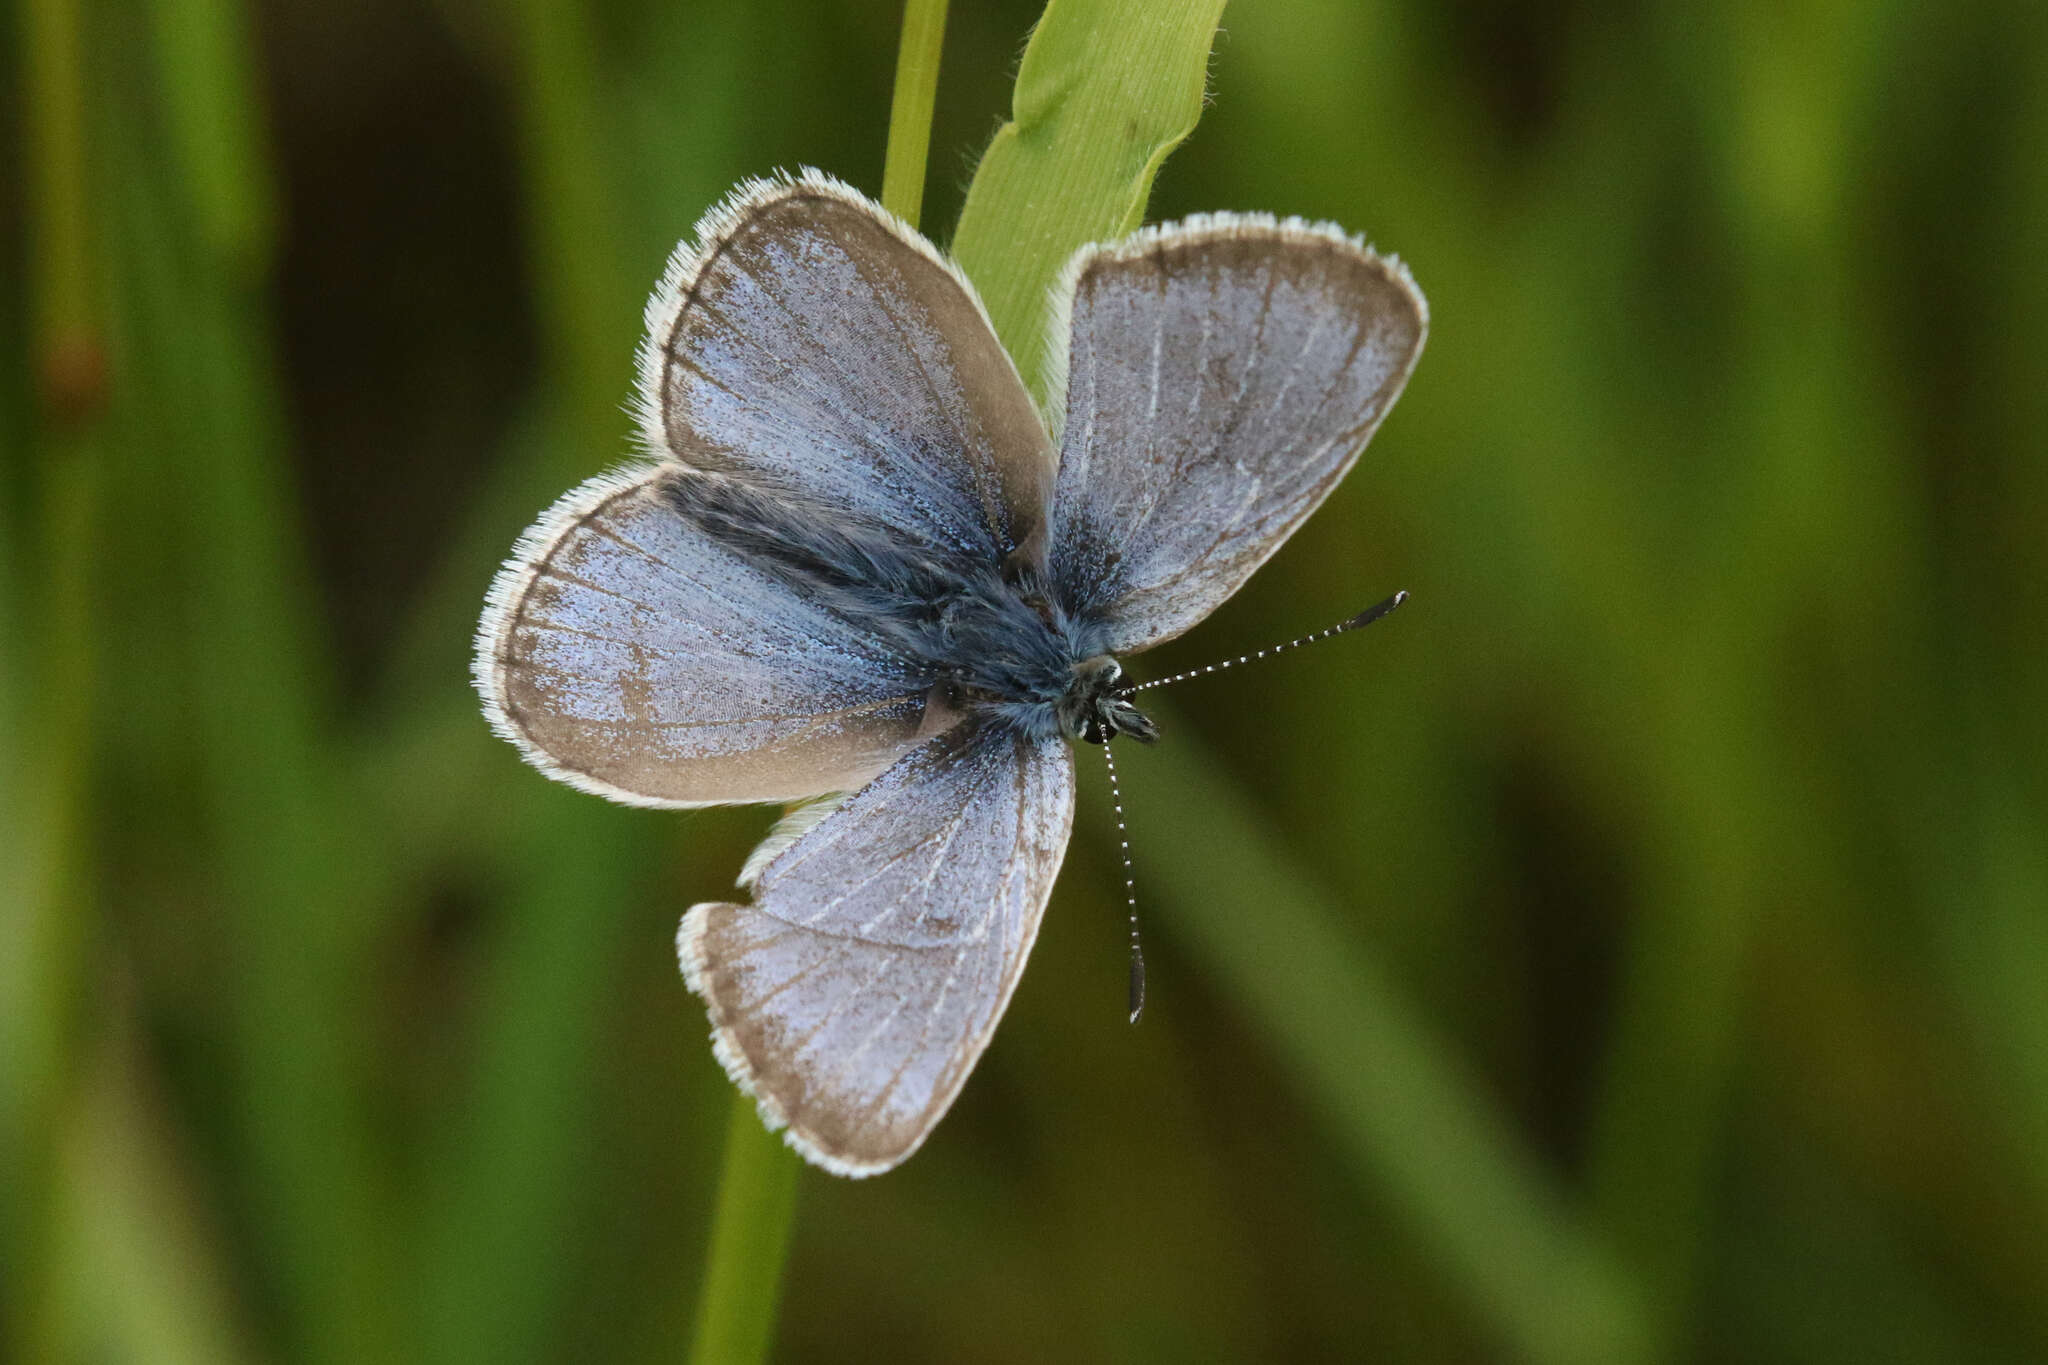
[{"x1": 1061, "y1": 656, "x2": 1159, "y2": 746}]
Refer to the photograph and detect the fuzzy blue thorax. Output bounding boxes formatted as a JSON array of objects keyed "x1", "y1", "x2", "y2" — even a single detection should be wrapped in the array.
[{"x1": 658, "y1": 469, "x2": 1158, "y2": 747}]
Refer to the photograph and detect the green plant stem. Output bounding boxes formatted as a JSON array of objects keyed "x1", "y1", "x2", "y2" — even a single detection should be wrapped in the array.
[
  {"x1": 687, "y1": 1103, "x2": 802, "y2": 1365},
  {"x1": 882, "y1": 0, "x2": 949, "y2": 227},
  {"x1": 102, "y1": 9, "x2": 403, "y2": 1357},
  {"x1": 139, "y1": 0, "x2": 275, "y2": 270},
  {"x1": 4, "y1": 446, "x2": 98, "y2": 1365},
  {"x1": 7, "y1": 0, "x2": 102, "y2": 1356},
  {"x1": 53, "y1": 1004, "x2": 258, "y2": 1365},
  {"x1": 509, "y1": 0, "x2": 635, "y2": 446}
]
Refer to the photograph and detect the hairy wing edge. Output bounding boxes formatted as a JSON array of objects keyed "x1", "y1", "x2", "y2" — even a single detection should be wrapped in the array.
[
  {"x1": 630, "y1": 166, "x2": 1039, "y2": 480},
  {"x1": 474, "y1": 462, "x2": 724, "y2": 809},
  {"x1": 474, "y1": 462, "x2": 931, "y2": 810}
]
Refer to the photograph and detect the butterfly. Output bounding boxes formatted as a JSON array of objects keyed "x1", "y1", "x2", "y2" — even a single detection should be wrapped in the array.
[{"x1": 474, "y1": 169, "x2": 1426, "y2": 1176}]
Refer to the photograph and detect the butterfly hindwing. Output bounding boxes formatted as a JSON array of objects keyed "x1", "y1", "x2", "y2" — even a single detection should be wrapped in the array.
[
  {"x1": 1044, "y1": 217, "x2": 1428, "y2": 652},
  {"x1": 679, "y1": 722, "x2": 1075, "y2": 1175}
]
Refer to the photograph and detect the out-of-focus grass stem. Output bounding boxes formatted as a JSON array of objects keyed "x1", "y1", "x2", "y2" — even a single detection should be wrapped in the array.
[
  {"x1": 52, "y1": 995, "x2": 259, "y2": 1365},
  {"x1": 21, "y1": 0, "x2": 100, "y2": 416},
  {"x1": 509, "y1": 0, "x2": 634, "y2": 443},
  {"x1": 139, "y1": 0, "x2": 276, "y2": 271},
  {"x1": 410, "y1": 4, "x2": 657, "y2": 1363},
  {"x1": 6, "y1": 0, "x2": 103, "y2": 1356},
  {"x1": 101, "y1": 0, "x2": 404, "y2": 1356}
]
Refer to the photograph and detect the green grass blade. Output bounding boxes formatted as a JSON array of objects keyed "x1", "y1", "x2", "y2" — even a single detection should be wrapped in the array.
[
  {"x1": 506, "y1": 0, "x2": 639, "y2": 444},
  {"x1": 53, "y1": 1017, "x2": 260, "y2": 1365},
  {"x1": 139, "y1": 0, "x2": 276, "y2": 271},
  {"x1": 102, "y1": 16, "x2": 403, "y2": 1358},
  {"x1": 1133, "y1": 710, "x2": 1647, "y2": 1365},
  {"x1": 882, "y1": 0, "x2": 950, "y2": 229},
  {"x1": 411, "y1": 2, "x2": 661, "y2": 1360},
  {"x1": 687, "y1": 1102, "x2": 802, "y2": 1365},
  {"x1": 415, "y1": 790, "x2": 651, "y2": 1365},
  {"x1": 6, "y1": 0, "x2": 106, "y2": 1354},
  {"x1": 950, "y1": 0, "x2": 1227, "y2": 397},
  {"x1": 0, "y1": 439, "x2": 98, "y2": 1365},
  {"x1": 18, "y1": 0, "x2": 98, "y2": 391}
]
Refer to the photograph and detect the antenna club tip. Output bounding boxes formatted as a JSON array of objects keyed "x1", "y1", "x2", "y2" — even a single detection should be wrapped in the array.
[{"x1": 1343, "y1": 590, "x2": 1410, "y2": 631}]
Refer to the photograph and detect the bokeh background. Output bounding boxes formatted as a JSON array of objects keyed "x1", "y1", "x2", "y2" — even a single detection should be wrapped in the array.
[{"x1": 6, "y1": 0, "x2": 2047, "y2": 1361}]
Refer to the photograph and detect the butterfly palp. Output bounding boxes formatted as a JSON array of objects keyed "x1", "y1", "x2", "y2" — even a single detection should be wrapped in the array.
[{"x1": 1060, "y1": 655, "x2": 1160, "y2": 746}]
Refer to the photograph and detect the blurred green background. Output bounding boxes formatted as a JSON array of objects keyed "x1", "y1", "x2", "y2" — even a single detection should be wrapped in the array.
[{"x1": 6, "y1": 0, "x2": 2047, "y2": 1361}]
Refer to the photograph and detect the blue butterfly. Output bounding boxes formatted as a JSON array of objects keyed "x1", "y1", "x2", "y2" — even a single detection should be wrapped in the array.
[{"x1": 476, "y1": 170, "x2": 1426, "y2": 1175}]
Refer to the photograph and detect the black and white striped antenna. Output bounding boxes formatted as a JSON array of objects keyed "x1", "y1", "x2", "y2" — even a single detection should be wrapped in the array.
[
  {"x1": 1118, "y1": 590, "x2": 1408, "y2": 697},
  {"x1": 1101, "y1": 590, "x2": 1409, "y2": 1021},
  {"x1": 1100, "y1": 741, "x2": 1145, "y2": 1023}
]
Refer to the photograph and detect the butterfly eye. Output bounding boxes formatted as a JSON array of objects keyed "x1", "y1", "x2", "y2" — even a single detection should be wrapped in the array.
[{"x1": 1080, "y1": 716, "x2": 1107, "y2": 745}]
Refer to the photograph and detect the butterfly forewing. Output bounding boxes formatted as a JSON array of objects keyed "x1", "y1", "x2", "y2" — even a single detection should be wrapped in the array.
[
  {"x1": 1045, "y1": 218, "x2": 1428, "y2": 652},
  {"x1": 641, "y1": 171, "x2": 1055, "y2": 565},
  {"x1": 476, "y1": 466, "x2": 943, "y2": 807},
  {"x1": 680, "y1": 722, "x2": 1075, "y2": 1176}
]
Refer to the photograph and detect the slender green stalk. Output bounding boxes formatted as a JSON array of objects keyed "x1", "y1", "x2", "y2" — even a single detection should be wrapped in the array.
[
  {"x1": 139, "y1": 0, "x2": 276, "y2": 269},
  {"x1": 4, "y1": 449, "x2": 98, "y2": 1365},
  {"x1": 687, "y1": 1103, "x2": 802, "y2": 1365},
  {"x1": 414, "y1": 790, "x2": 646, "y2": 1365},
  {"x1": 882, "y1": 0, "x2": 950, "y2": 227},
  {"x1": 6, "y1": 0, "x2": 102, "y2": 1356},
  {"x1": 508, "y1": 0, "x2": 636, "y2": 446},
  {"x1": 53, "y1": 1009, "x2": 258, "y2": 1365}
]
